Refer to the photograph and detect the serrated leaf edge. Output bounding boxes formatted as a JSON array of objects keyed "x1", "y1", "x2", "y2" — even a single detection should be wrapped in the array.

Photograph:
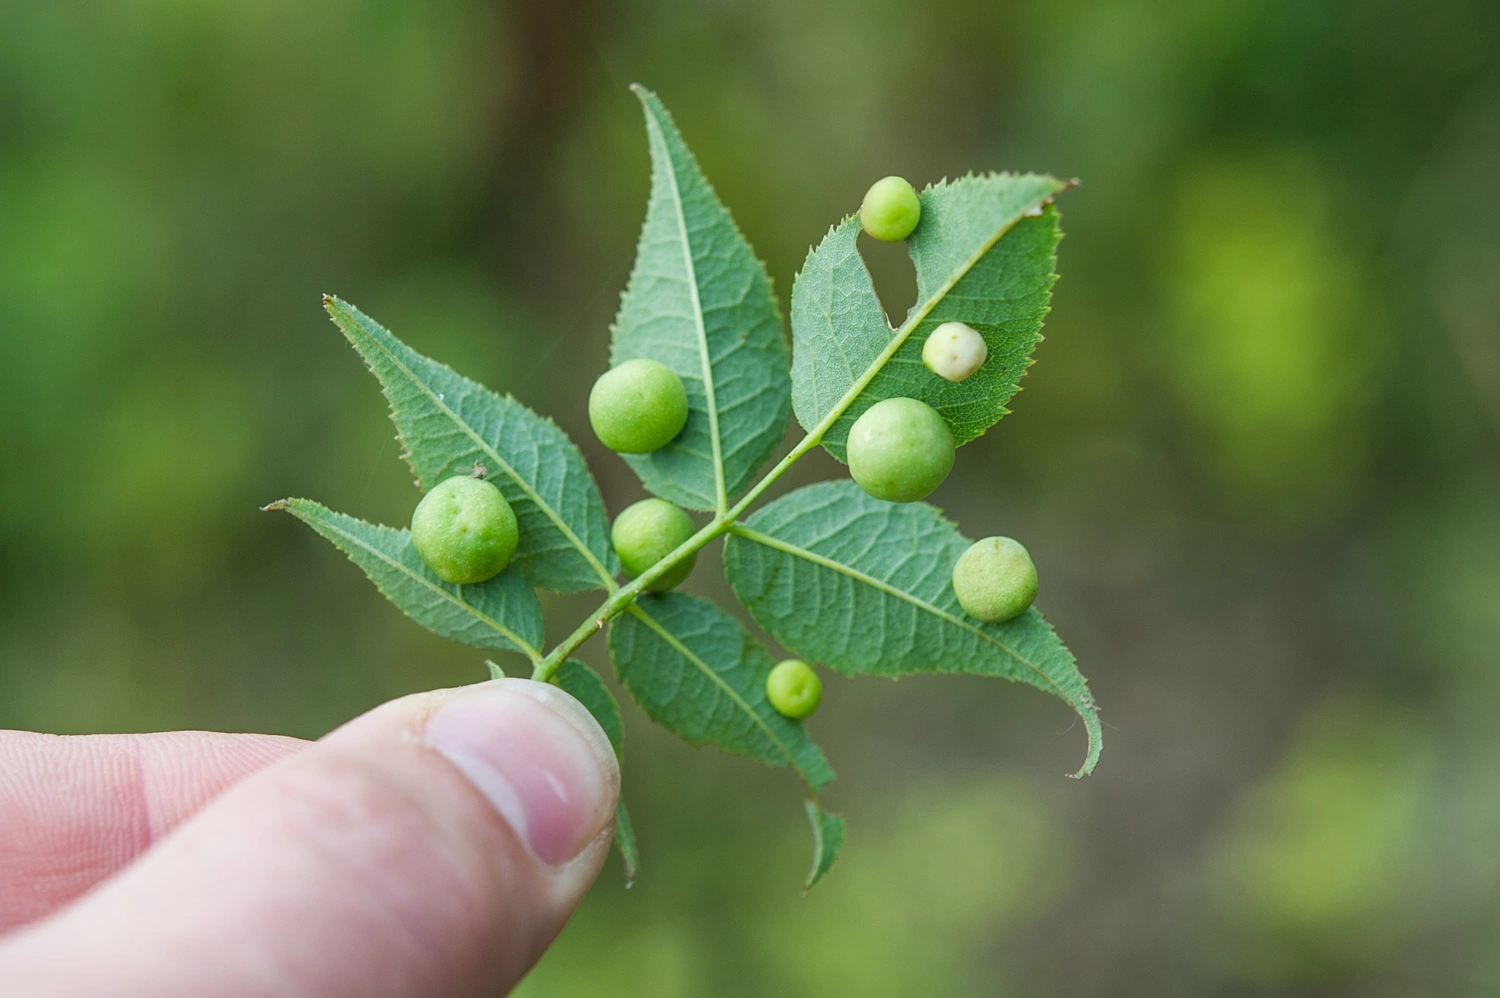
[
  {"x1": 623, "y1": 601, "x2": 834, "y2": 793},
  {"x1": 265, "y1": 498, "x2": 542, "y2": 663},
  {"x1": 730, "y1": 522, "x2": 1100, "y2": 778},
  {"x1": 789, "y1": 176, "x2": 1069, "y2": 454},
  {"x1": 632, "y1": 85, "x2": 729, "y2": 512},
  {"x1": 803, "y1": 800, "x2": 846, "y2": 891},
  {"x1": 324, "y1": 295, "x2": 617, "y2": 591}
]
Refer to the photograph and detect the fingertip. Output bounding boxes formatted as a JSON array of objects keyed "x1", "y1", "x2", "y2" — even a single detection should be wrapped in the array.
[{"x1": 422, "y1": 680, "x2": 619, "y2": 867}]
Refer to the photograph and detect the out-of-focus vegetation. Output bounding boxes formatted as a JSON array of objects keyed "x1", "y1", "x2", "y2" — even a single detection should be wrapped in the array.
[{"x1": 2, "y1": 0, "x2": 1497, "y2": 993}]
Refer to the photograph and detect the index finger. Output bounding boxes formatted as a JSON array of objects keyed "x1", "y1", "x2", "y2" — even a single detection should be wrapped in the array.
[{"x1": 0, "y1": 729, "x2": 308, "y2": 933}]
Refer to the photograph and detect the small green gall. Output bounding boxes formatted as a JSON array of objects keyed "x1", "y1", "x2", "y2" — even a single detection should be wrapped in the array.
[
  {"x1": 922, "y1": 321, "x2": 988, "y2": 382},
  {"x1": 952, "y1": 536, "x2": 1037, "y2": 623},
  {"x1": 589, "y1": 358, "x2": 689, "y2": 454},
  {"x1": 410, "y1": 476, "x2": 518, "y2": 585},
  {"x1": 766, "y1": 659, "x2": 822, "y2": 720},
  {"x1": 859, "y1": 176, "x2": 922, "y2": 242},
  {"x1": 846, "y1": 397, "x2": 954, "y2": 503},
  {"x1": 611, "y1": 497, "x2": 697, "y2": 592}
]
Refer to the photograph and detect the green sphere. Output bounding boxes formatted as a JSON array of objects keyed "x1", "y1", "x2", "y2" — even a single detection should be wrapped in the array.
[
  {"x1": 410, "y1": 476, "x2": 519, "y2": 585},
  {"x1": 611, "y1": 498, "x2": 697, "y2": 592},
  {"x1": 766, "y1": 659, "x2": 822, "y2": 720},
  {"x1": 846, "y1": 397, "x2": 955, "y2": 503},
  {"x1": 952, "y1": 536, "x2": 1037, "y2": 623},
  {"x1": 589, "y1": 358, "x2": 689, "y2": 454},
  {"x1": 860, "y1": 176, "x2": 922, "y2": 242}
]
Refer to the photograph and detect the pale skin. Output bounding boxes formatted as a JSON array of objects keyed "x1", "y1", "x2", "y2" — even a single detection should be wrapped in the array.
[{"x1": 0, "y1": 679, "x2": 620, "y2": 998}]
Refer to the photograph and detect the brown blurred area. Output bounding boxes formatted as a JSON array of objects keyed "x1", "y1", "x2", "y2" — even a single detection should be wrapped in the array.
[{"x1": 1, "y1": 1, "x2": 1497, "y2": 994}]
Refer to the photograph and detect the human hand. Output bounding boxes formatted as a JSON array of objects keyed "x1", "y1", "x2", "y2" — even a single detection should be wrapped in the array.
[{"x1": 0, "y1": 679, "x2": 620, "y2": 997}]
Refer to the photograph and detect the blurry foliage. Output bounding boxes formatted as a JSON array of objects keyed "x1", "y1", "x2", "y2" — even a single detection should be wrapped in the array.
[
  {"x1": 1198, "y1": 702, "x2": 1431, "y2": 981},
  {"x1": 1, "y1": 0, "x2": 1497, "y2": 993},
  {"x1": 1164, "y1": 159, "x2": 1383, "y2": 518}
]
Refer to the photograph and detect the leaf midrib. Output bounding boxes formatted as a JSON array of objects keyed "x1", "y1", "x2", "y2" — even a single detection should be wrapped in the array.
[
  {"x1": 625, "y1": 602, "x2": 824, "y2": 793},
  {"x1": 642, "y1": 95, "x2": 728, "y2": 513},
  {"x1": 805, "y1": 190, "x2": 1058, "y2": 447},
  {"x1": 333, "y1": 300, "x2": 615, "y2": 590},
  {"x1": 300, "y1": 504, "x2": 541, "y2": 663},
  {"x1": 729, "y1": 524, "x2": 1082, "y2": 711}
]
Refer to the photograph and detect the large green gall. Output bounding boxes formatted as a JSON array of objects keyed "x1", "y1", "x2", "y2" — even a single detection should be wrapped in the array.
[
  {"x1": 846, "y1": 397, "x2": 954, "y2": 502},
  {"x1": 410, "y1": 476, "x2": 519, "y2": 585},
  {"x1": 766, "y1": 659, "x2": 822, "y2": 720},
  {"x1": 859, "y1": 176, "x2": 921, "y2": 242},
  {"x1": 611, "y1": 498, "x2": 697, "y2": 592},
  {"x1": 952, "y1": 536, "x2": 1038, "y2": 623},
  {"x1": 589, "y1": 358, "x2": 689, "y2": 454}
]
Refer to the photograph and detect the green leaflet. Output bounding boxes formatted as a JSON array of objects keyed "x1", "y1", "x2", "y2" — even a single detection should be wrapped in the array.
[
  {"x1": 324, "y1": 296, "x2": 617, "y2": 593},
  {"x1": 611, "y1": 795, "x2": 639, "y2": 889},
  {"x1": 553, "y1": 660, "x2": 639, "y2": 887},
  {"x1": 804, "y1": 801, "x2": 846, "y2": 891},
  {"x1": 608, "y1": 592, "x2": 843, "y2": 876},
  {"x1": 790, "y1": 174, "x2": 1068, "y2": 463},
  {"x1": 723, "y1": 480, "x2": 1101, "y2": 777},
  {"x1": 555, "y1": 659, "x2": 625, "y2": 750},
  {"x1": 608, "y1": 592, "x2": 834, "y2": 788},
  {"x1": 267, "y1": 498, "x2": 543, "y2": 662},
  {"x1": 612, "y1": 87, "x2": 791, "y2": 513}
]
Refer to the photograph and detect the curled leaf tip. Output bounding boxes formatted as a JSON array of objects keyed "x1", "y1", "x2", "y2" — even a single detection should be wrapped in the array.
[
  {"x1": 1069, "y1": 729, "x2": 1103, "y2": 779},
  {"x1": 260, "y1": 499, "x2": 290, "y2": 512}
]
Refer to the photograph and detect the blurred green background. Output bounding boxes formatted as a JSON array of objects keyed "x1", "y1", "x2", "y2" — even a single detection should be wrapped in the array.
[{"x1": 2, "y1": 0, "x2": 1497, "y2": 993}]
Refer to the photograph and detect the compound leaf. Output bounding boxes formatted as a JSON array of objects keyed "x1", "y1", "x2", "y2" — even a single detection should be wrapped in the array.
[
  {"x1": 791, "y1": 173, "x2": 1068, "y2": 462},
  {"x1": 267, "y1": 498, "x2": 543, "y2": 661},
  {"x1": 611, "y1": 86, "x2": 791, "y2": 512},
  {"x1": 723, "y1": 480, "x2": 1100, "y2": 777},
  {"x1": 325, "y1": 296, "x2": 617, "y2": 593},
  {"x1": 553, "y1": 659, "x2": 639, "y2": 887}
]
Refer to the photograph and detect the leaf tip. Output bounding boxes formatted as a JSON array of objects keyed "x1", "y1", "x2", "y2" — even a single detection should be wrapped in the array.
[
  {"x1": 802, "y1": 800, "x2": 846, "y2": 890},
  {"x1": 629, "y1": 82, "x2": 659, "y2": 112},
  {"x1": 1068, "y1": 718, "x2": 1103, "y2": 779},
  {"x1": 260, "y1": 499, "x2": 291, "y2": 513}
]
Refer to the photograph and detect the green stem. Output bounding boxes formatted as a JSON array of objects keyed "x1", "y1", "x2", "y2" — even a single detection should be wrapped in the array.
[{"x1": 529, "y1": 430, "x2": 826, "y2": 681}]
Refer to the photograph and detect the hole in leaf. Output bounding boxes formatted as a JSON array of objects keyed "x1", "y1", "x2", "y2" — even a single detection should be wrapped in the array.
[{"x1": 857, "y1": 232, "x2": 919, "y2": 329}]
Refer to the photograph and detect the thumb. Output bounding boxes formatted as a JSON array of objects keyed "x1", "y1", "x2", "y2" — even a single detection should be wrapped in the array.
[{"x1": 0, "y1": 679, "x2": 620, "y2": 998}]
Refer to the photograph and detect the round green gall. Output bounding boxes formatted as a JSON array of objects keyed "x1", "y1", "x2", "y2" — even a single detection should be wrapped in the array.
[
  {"x1": 410, "y1": 476, "x2": 518, "y2": 585},
  {"x1": 846, "y1": 397, "x2": 954, "y2": 503},
  {"x1": 923, "y1": 321, "x2": 988, "y2": 382},
  {"x1": 952, "y1": 536, "x2": 1037, "y2": 623},
  {"x1": 588, "y1": 358, "x2": 689, "y2": 454},
  {"x1": 766, "y1": 659, "x2": 822, "y2": 720},
  {"x1": 611, "y1": 498, "x2": 697, "y2": 592},
  {"x1": 860, "y1": 176, "x2": 922, "y2": 242}
]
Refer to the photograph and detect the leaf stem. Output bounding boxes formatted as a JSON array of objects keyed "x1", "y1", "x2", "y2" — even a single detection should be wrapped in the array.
[{"x1": 532, "y1": 426, "x2": 825, "y2": 680}]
